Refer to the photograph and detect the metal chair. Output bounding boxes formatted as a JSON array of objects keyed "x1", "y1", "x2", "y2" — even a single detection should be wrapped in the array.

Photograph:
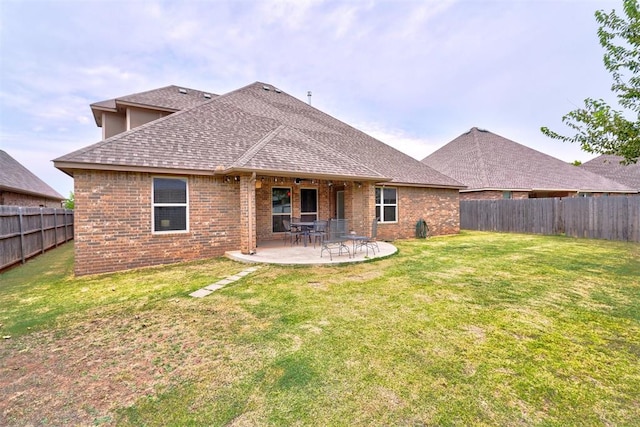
[
  {"x1": 354, "y1": 217, "x2": 380, "y2": 256},
  {"x1": 308, "y1": 220, "x2": 328, "y2": 248},
  {"x1": 282, "y1": 217, "x2": 303, "y2": 246},
  {"x1": 320, "y1": 219, "x2": 351, "y2": 261}
]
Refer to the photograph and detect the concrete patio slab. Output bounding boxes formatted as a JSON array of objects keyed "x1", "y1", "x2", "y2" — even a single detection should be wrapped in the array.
[{"x1": 225, "y1": 240, "x2": 397, "y2": 265}]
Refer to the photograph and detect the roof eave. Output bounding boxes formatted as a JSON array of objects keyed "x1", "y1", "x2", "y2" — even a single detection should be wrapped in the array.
[
  {"x1": 575, "y1": 189, "x2": 638, "y2": 194},
  {"x1": 462, "y1": 187, "x2": 637, "y2": 194},
  {"x1": 53, "y1": 161, "x2": 217, "y2": 178},
  {"x1": 0, "y1": 185, "x2": 64, "y2": 201},
  {"x1": 461, "y1": 187, "x2": 532, "y2": 193},
  {"x1": 115, "y1": 100, "x2": 180, "y2": 113},
  {"x1": 89, "y1": 104, "x2": 118, "y2": 127},
  {"x1": 381, "y1": 181, "x2": 466, "y2": 190},
  {"x1": 223, "y1": 166, "x2": 389, "y2": 182}
]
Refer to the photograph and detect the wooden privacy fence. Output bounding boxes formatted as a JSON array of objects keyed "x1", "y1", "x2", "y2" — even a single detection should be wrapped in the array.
[
  {"x1": 0, "y1": 206, "x2": 74, "y2": 270},
  {"x1": 460, "y1": 196, "x2": 640, "y2": 242}
]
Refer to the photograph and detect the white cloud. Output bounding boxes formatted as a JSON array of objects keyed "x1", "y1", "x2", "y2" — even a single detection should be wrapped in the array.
[
  {"x1": 259, "y1": 0, "x2": 326, "y2": 30},
  {"x1": 0, "y1": 0, "x2": 621, "y2": 196},
  {"x1": 397, "y1": 0, "x2": 457, "y2": 40},
  {"x1": 357, "y1": 121, "x2": 441, "y2": 160}
]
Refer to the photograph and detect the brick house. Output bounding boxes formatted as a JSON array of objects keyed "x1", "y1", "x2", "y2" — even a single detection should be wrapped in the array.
[
  {"x1": 581, "y1": 155, "x2": 640, "y2": 191},
  {"x1": 1, "y1": 150, "x2": 64, "y2": 207},
  {"x1": 54, "y1": 82, "x2": 464, "y2": 276},
  {"x1": 422, "y1": 127, "x2": 636, "y2": 200}
]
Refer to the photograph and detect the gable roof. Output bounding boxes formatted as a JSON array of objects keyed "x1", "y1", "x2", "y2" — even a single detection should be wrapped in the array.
[
  {"x1": 421, "y1": 127, "x2": 636, "y2": 193},
  {"x1": 0, "y1": 150, "x2": 64, "y2": 200},
  {"x1": 90, "y1": 85, "x2": 218, "y2": 126},
  {"x1": 56, "y1": 82, "x2": 463, "y2": 188},
  {"x1": 580, "y1": 155, "x2": 640, "y2": 190}
]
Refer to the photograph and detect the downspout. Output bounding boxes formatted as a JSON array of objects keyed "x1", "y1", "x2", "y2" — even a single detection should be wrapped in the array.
[{"x1": 248, "y1": 172, "x2": 257, "y2": 254}]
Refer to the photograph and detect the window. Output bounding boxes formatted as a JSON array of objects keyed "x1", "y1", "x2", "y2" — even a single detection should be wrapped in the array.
[
  {"x1": 503, "y1": 191, "x2": 512, "y2": 199},
  {"x1": 272, "y1": 187, "x2": 291, "y2": 232},
  {"x1": 300, "y1": 188, "x2": 318, "y2": 222},
  {"x1": 375, "y1": 187, "x2": 397, "y2": 223},
  {"x1": 153, "y1": 177, "x2": 188, "y2": 233}
]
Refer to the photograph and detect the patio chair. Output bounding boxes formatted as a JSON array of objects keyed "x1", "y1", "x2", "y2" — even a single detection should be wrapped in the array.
[
  {"x1": 282, "y1": 217, "x2": 303, "y2": 246},
  {"x1": 320, "y1": 219, "x2": 351, "y2": 261},
  {"x1": 354, "y1": 217, "x2": 380, "y2": 256},
  {"x1": 308, "y1": 219, "x2": 328, "y2": 248}
]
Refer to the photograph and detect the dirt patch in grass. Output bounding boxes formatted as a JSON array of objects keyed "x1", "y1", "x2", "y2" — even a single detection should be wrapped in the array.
[{"x1": 0, "y1": 298, "x2": 261, "y2": 426}]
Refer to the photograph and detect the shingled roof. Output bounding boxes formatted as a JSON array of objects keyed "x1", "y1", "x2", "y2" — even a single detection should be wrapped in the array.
[
  {"x1": 580, "y1": 154, "x2": 640, "y2": 190},
  {"x1": 421, "y1": 127, "x2": 636, "y2": 194},
  {"x1": 0, "y1": 150, "x2": 64, "y2": 200},
  {"x1": 56, "y1": 82, "x2": 463, "y2": 188},
  {"x1": 90, "y1": 85, "x2": 218, "y2": 127}
]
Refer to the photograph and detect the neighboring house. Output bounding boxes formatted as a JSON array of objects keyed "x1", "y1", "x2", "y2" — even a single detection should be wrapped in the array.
[
  {"x1": 0, "y1": 150, "x2": 64, "y2": 207},
  {"x1": 421, "y1": 127, "x2": 636, "y2": 200},
  {"x1": 54, "y1": 82, "x2": 464, "y2": 276},
  {"x1": 580, "y1": 155, "x2": 640, "y2": 191}
]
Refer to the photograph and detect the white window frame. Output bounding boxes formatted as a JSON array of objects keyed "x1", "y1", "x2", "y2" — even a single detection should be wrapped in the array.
[
  {"x1": 272, "y1": 186, "x2": 292, "y2": 233},
  {"x1": 300, "y1": 187, "x2": 318, "y2": 222},
  {"x1": 152, "y1": 176, "x2": 189, "y2": 234},
  {"x1": 376, "y1": 186, "x2": 398, "y2": 223}
]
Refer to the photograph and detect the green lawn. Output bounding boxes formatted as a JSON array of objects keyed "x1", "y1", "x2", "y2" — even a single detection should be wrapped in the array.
[{"x1": 1, "y1": 232, "x2": 638, "y2": 426}]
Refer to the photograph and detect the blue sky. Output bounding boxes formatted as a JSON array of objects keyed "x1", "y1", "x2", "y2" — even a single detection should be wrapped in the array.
[{"x1": 0, "y1": 0, "x2": 621, "y2": 196}]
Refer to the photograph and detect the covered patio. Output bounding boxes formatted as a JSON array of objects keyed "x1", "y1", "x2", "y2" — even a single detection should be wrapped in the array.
[{"x1": 226, "y1": 239, "x2": 397, "y2": 265}]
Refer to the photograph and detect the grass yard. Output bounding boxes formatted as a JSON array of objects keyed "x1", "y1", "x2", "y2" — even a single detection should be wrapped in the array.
[{"x1": 0, "y1": 231, "x2": 638, "y2": 426}]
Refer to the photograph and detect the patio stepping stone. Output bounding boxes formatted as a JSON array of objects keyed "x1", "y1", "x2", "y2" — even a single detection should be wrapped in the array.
[
  {"x1": 189, "y1": 289, "x2": 213, "y2": 298},
  {"x1": 189, "y1": 266, "x2": 261, "y2": 298}
]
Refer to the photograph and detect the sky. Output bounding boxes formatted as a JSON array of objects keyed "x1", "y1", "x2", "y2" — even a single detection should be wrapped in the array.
[{"x1": 0, "y1": 0, "x2": 623, "y2": 197}]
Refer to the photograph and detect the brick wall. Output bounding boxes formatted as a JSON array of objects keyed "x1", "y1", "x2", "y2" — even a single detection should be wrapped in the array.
[
  {"x1": 73, "y1": 170, "x2": 241, "y2": 276},
  {"x1": 377, "y1": 186, "x2": 460, "y2": 240},
  {"x1": 255, "y1": 178, "x2": 459, "y2": 241},
  {"x1": 73, "y1": 171, "x2": 461, "y2": 275},
  {"x1": 1, "y1": 191, "x2": 62, "y2": 207},
  {"x1": 255, "y1": 177, "x2": 337, "y2": 241},
  {"x1": 460, "y1": 190, "x2": 530, "y2": 200}
]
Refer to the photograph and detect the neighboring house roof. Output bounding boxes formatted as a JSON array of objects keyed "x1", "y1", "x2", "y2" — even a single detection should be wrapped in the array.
[
  {"x1": 56, "y1": 82, "x2": 463, "y2": 188},
  {"x1": 580, "y1": 154, "x2": 640, "y2": 190},
  {"x1": 421, "y1": 127, "x2": 636, "y2": 193},
  {"x1": 90, "y1": 85, "x2": 218, "y2": 126},
  {"x1": 0, "y1": 150, "x2": 64, "y2": 200}
]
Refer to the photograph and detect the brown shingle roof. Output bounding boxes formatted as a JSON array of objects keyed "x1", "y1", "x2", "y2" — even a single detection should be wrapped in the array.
[
  {"x1": 0, "y1": 150, "x2": 64, "y2": 200},
  {"x1": 580, "y1": 155, "x2": 640, "y2": 190},
  {"x1": 421, "y1": 127, "x2": 636, "y2": 193},
  {"x1": 57, "y1": 82, "x2": 463, "y2": 188},
  {"x1": 90, "y1": 85, "x2": 218, "y2": 126}
]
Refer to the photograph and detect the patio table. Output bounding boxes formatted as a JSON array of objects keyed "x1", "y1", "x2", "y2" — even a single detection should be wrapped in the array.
[
  {"x1": 291, "y1": 221, "x2": 314, "y2": 246},
  {"x1": 342, "y1": 234, "x2": 368, "y2": 254}
]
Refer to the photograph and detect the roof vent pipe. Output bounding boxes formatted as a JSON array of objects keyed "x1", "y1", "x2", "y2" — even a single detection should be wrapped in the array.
[{"x1": 307, "y1": 91, "x2": 312, "y2": 106}]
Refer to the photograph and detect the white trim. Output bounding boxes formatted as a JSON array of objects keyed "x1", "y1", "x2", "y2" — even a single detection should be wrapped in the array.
[
  {"x1": 271, "y1": 186, "x2": 292, "y2": 233},
  {"x1": 375, "y1": 186, "x2": 398, "y2": 224},
  {"x1": 152, "y1": 176, "x2": 189, "y2": 234}
]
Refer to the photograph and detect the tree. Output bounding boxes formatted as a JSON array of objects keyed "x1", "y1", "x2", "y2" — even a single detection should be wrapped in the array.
[
  {"x1": 64, "y1": 191, "x2": 74, "y2": 210},
  {"x1": 541, "y1": 0, "x2": 640, "y2": 164}
]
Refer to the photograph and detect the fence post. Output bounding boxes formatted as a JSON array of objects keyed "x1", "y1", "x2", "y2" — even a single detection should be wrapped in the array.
[
  {"x1": 18, "y1": 207, "x2": 26, "y2": 264},
  {"x1": 40, "y1": 207, "x2": 45, "y2": 254},
  {"x1": 63, "y1": 209, "x2": 68, "y2": 242},
  {"x1": 54, "y1": 209, "x2": 58, "y2": 247}
]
